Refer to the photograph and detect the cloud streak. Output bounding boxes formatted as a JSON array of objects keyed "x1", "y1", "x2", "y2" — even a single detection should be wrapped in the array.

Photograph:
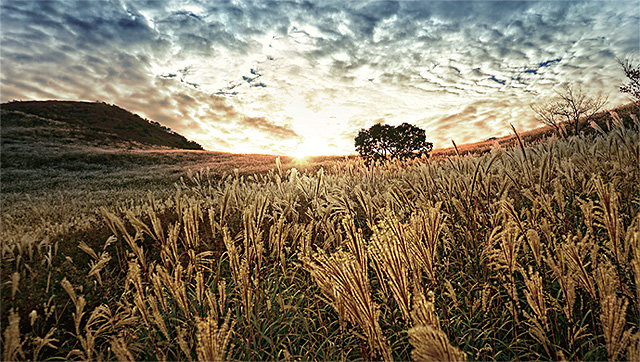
[{"x1": 1, "y1": 0, "x2": 638, "y2": 155}]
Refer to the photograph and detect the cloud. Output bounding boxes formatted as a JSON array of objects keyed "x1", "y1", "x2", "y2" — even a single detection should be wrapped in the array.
[
  {"x1": 241, "y1": 117, "x2": 298, "y2": 139},
  {"x1": 1, "y1": 0, "x2": 638, "y2": 154}
]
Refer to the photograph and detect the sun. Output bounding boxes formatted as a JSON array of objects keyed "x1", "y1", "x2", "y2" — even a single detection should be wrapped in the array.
[{"x1": 290, "y1": 139, "x2": 325, "y2": 162}]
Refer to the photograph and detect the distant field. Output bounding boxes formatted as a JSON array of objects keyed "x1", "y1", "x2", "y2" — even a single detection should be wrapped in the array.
[{"x1": 1, "y1": 147, "x2": 300, "y2": 192}]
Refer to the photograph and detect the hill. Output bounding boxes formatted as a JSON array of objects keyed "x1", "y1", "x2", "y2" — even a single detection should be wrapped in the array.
[
  {"x1": 1, "y1": 100, "x2": 203, "y2": 150},
  {"x1": 431, "y1": 102, "x2": 639, "y2": 158}
]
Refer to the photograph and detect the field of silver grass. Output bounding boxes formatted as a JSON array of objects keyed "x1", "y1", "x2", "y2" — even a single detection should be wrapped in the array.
[{"x1": 2, "y1": 116, "x2": 639, "y2": 360}]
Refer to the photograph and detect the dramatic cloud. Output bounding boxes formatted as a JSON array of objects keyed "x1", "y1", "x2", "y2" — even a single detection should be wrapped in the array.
[{"x1": 1, "y1": 0, "x2": 638, "y2": 155}]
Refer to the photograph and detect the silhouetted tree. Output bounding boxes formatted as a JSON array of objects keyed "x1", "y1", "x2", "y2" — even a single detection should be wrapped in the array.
[
  {"x1": 619, "y1": 57, "x2": 640, "y2": 105},
  {"x1": 530, "y1": 102, "x2": 565, "y2": 137},
  {"x1": 354, "y1": 122, "x2": 433, "y2": 163},
  {"x1": 531, "y1": 84, "x2": 607, "y2": 137}
]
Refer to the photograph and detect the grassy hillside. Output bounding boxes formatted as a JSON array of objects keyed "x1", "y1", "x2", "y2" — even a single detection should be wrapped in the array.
[
  {"x1": 431, "y1": 102, "x2": 639, "y2": 158},
  {"x1": 1, "y1": 100, "x2": 202, "y2": 150},
  {"x1": 1, "y1": 112, "x2": 638, "y2": 360}
]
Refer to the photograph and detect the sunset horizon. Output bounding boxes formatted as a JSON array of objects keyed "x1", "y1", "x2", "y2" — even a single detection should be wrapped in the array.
[{"x1": 2, "y1": 0, "x2": 638, "y2": 156}]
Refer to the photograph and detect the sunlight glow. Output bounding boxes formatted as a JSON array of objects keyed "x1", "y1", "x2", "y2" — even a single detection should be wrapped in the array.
[{"x1": 292, "y1": 138, "x2": 326, "y2": 159}]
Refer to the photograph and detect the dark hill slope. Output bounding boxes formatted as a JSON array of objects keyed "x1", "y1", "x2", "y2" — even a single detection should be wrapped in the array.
[{"x1": 1, "y1": 100, "x2": 202, "y2": 150}]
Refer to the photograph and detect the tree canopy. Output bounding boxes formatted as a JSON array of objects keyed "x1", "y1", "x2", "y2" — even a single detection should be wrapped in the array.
[{"x1": 354, "y1": 122, "x2": 433, "y2": 163}]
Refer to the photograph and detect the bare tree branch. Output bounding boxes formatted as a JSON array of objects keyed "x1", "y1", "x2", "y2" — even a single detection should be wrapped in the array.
[
  {"x1": 530, "y1": 102, "x2": 566, "y2": 138},
  {"x1": 531, "y1": 84, "x2": 607, "y2": 137},
  {"x1": 618, "y1": 56, "x2": 640, "y2": 105}
]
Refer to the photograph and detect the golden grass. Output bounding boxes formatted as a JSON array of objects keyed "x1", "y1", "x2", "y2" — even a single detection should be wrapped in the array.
[{"x1": 1, "y1": 112, "x2": 639, "y2": 360}]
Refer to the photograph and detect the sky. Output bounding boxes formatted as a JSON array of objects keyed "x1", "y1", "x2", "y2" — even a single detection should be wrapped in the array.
[{"x1": 1, "y1": 1, "x2": 639, "y2": 156}]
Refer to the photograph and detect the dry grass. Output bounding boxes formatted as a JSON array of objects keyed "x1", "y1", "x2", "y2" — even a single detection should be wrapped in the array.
[{"x1": 1, "y1": 111, "x2": 639, "y2": 360}]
